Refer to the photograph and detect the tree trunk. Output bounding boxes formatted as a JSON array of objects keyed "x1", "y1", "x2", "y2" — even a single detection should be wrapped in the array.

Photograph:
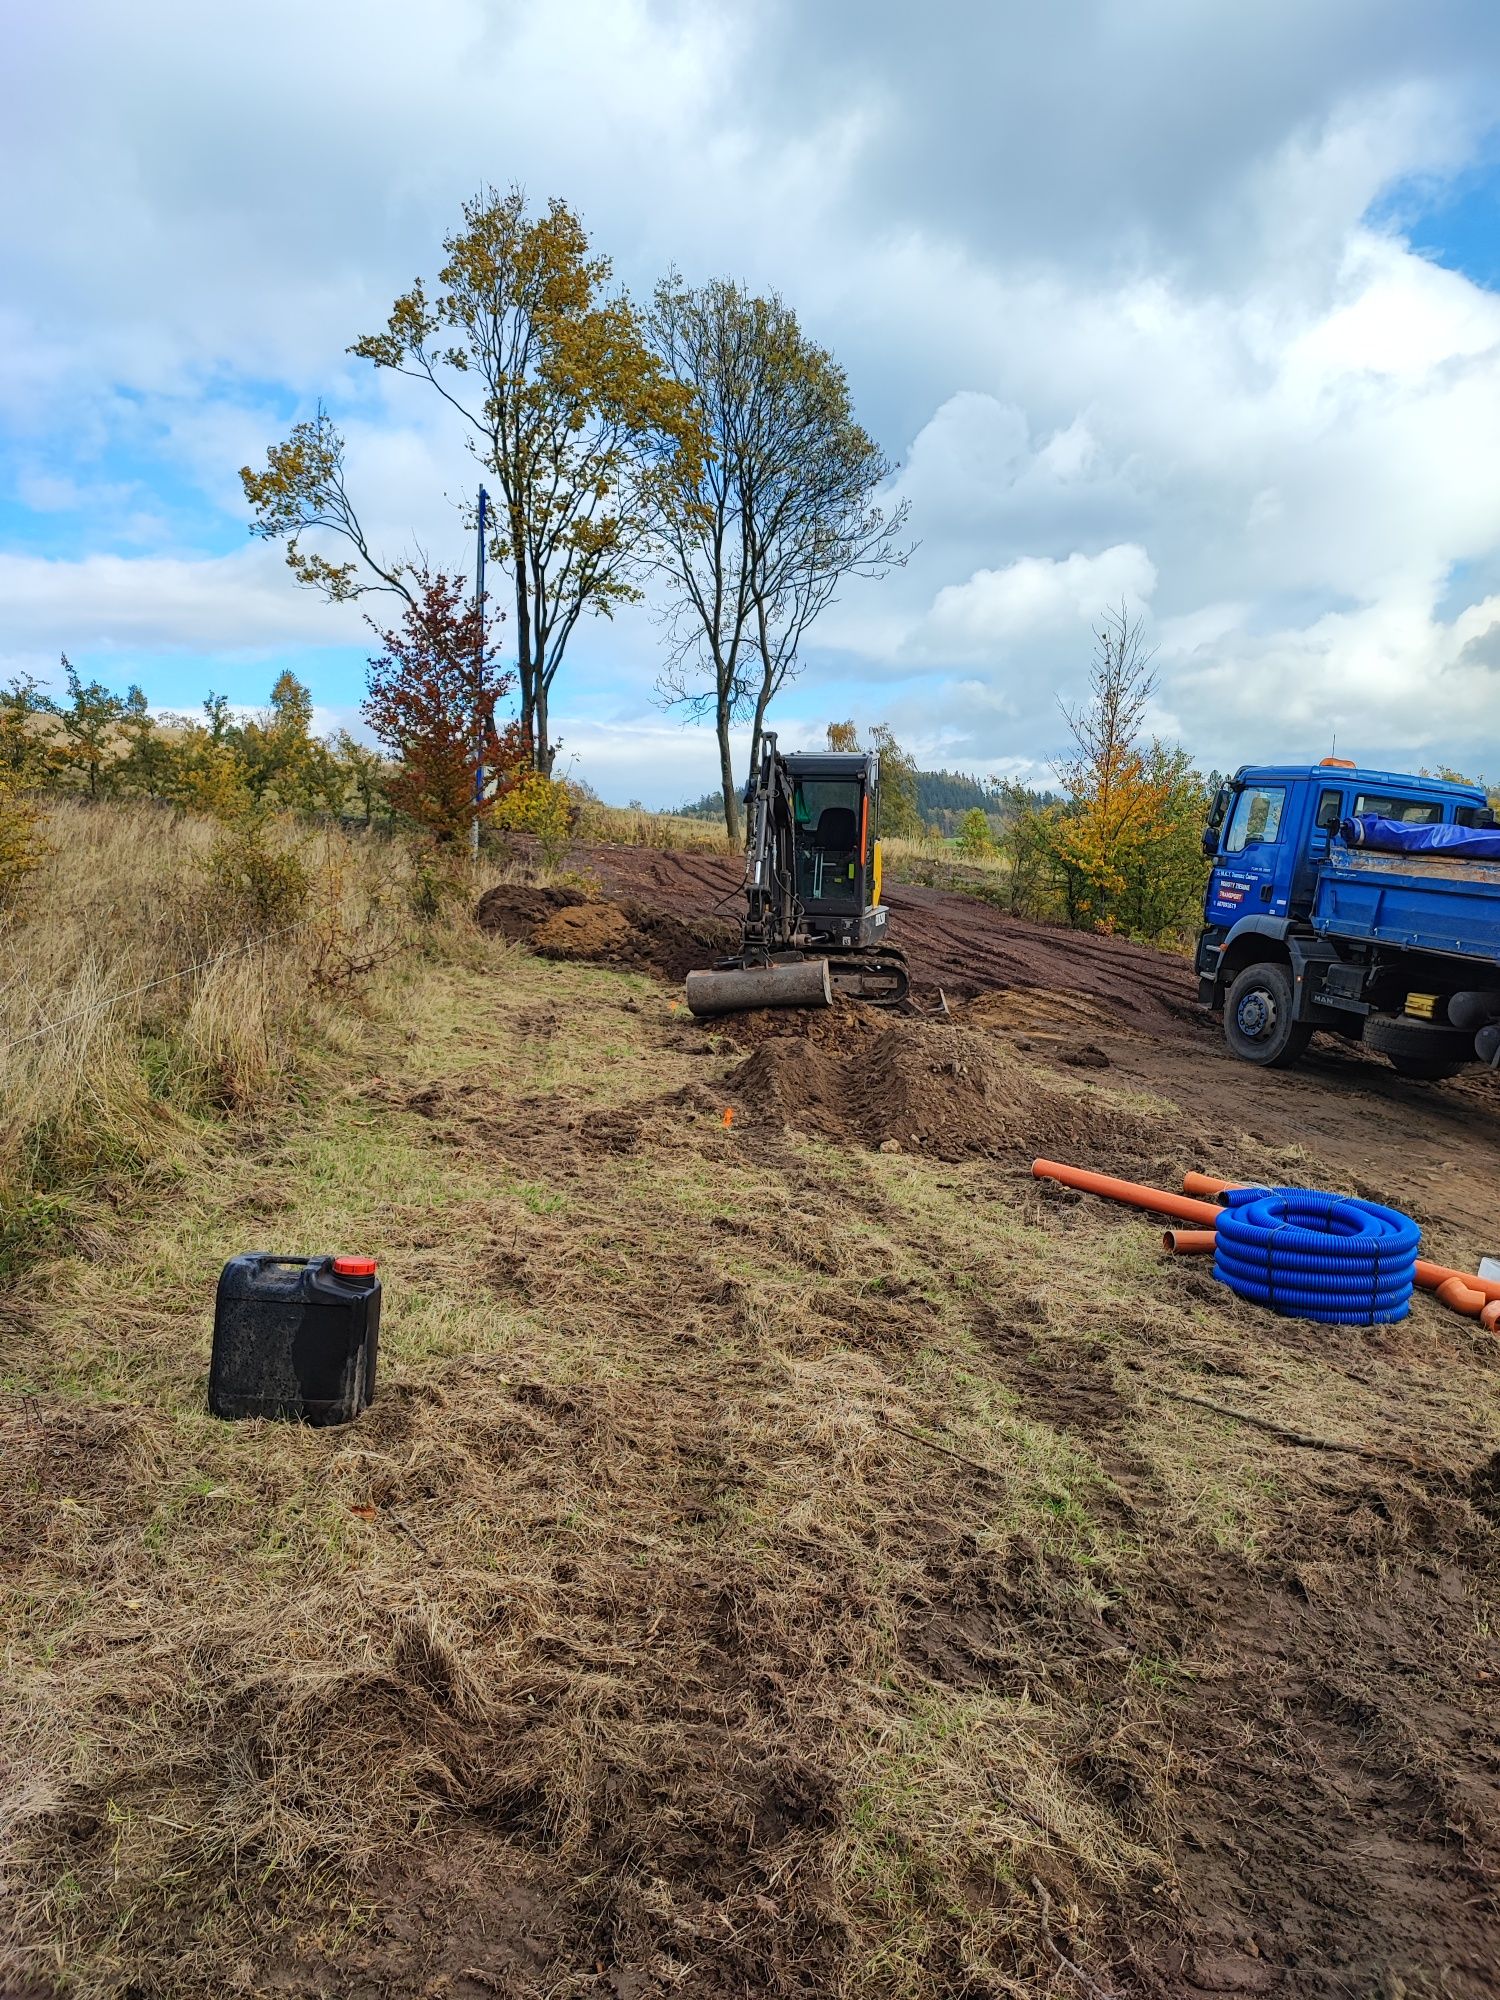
[
  {"x1": 510, "y1": 511, "x2": 537, "y2": 769},
  {"x1": 717, "y1": 706, "x2": 741, "y2": 844},
  {"x1": 747, "y1": 590, "x2": 776, "y2": 800},
  {"x1": 536, "y1": 675, "x2": 554, "y2": 777}
]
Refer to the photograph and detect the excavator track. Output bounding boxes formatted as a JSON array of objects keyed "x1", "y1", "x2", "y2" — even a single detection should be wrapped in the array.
[{"x1": 826, "y1": 948, "x2": 910, "y2": 1007}]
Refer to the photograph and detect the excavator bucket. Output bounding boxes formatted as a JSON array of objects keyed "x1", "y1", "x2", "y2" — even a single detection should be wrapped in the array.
[{"x1": 684, "y1": 958, "x2": 833, "y2": 1017}]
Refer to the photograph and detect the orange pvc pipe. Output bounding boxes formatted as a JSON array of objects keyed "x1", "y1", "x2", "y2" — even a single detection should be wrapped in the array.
[
  {"x1": 1163, "y1": 1229, "x2": 1218, "y2": 1255},
  {"x1": 1182, "y1": 1171, "x2": 1234, "y2": 1200},
  {"x1": 1418, "y1": 1258, "x2": 1500, "y2": 1304},
  {"x1": 1435, "y1": 1276, "x2": 1486, "y2": 1318},
  {"x1": 1481, "y1": 1299, "x2": 1500, "y2": 1334},
  {"x1": 1031, "y1": 1159, "x2": 1223, "y2": 1226}
]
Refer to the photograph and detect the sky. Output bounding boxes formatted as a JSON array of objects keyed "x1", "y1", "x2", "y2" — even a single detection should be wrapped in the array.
[{"x1": 5, "y1": 0, "x2": 1500, "y2": 806}]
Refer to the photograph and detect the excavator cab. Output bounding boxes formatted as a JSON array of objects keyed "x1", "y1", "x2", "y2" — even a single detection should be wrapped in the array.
[
  {"x1": 685, "y1": 737, "x2": 905, "y2": 1015},
  {"x1": 786, "y1": 756, "x2": 881, "y2": 929}
]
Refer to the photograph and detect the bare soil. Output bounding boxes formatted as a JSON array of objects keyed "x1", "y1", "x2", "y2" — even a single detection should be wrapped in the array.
[
  {"x1": 465, "y1": 844, "x2": 1500, "y2": 1995},
  {"x1": 580, "y1": 842, "x2": 1199, "y2": 1031},
  {"x1": 573, "y1": 839, "x2": 1500, "y2": 1251}
]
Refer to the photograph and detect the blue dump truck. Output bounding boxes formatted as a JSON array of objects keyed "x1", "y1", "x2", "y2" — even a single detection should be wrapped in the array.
[{"x1": 1196, "y1": 760, "x2": 1500, "y2": 1078}]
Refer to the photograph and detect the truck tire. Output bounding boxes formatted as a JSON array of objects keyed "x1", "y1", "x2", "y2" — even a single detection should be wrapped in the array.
[
  {"x1": 1224, "y1": 962, "x2": 1313, "y2": 1068},
  {"x1": 1362, "y1": 1014, "x2": 1469, "y2": 1083}
]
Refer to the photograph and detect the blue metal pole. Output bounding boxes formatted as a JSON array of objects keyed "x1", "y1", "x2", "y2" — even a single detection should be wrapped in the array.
[{"x1": 471, "y1": 484, "x2": 489, "y2": 861}]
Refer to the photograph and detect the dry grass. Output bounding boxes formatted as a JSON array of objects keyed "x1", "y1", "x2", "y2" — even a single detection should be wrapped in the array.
[
  {"x1": 576, "y1": 800, "x2": 739, "y2": 855},
  {"x1": 3, "y1": 870, "x2": 1498, "y2": 1997},
  {"x1": 0, "y1": 798, "x2": 489, "y2": 1280}
]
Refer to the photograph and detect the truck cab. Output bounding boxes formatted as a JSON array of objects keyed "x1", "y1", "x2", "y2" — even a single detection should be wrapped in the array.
[{"x1": 1197, "y1": 761, "x2": 1493, "y2": 1072}]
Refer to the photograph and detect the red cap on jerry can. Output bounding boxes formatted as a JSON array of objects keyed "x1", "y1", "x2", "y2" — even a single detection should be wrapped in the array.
[{"x1": 332, "y1": 1256, "x2": 379, "y2": 1277}]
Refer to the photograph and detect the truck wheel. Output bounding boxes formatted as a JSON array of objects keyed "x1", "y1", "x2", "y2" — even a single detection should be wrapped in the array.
[
  {"x1": 1362, "y1": 1014, "x2": 1471, "y2": 1082},
  {"x1": 1224, "y1": 962, "x2": 1312, "y2": 1068}
]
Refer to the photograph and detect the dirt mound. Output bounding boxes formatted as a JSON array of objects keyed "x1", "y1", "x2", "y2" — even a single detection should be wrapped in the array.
[
  {"x1": 707, "y1": 995, "x2": 891, "y2": 1050},
  {"x1": 476, "y1": 882, "x2": 735, "y2": 984},
  {"x1": 726, "y1": 1015, "x2": 1171, "y2": 1163},
  {"x1": 474, "y1": 881, "x2": 588, "y2": 942},
  {"x1": 527, "y1": 901, "x2": 634, "y2": 959},
  {"x1": 616, "y1": 899, "x2": 738, "y2": 982}
]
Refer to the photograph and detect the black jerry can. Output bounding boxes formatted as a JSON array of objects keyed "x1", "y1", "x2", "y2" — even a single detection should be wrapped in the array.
[{"x1": 209, "y1": 1254, "x2": 381, "y2": 1425}]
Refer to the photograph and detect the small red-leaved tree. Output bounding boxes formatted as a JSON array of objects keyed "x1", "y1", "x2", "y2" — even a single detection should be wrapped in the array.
[{"x1": 363, "y1": 570, "x2": 522, "y2": 842}]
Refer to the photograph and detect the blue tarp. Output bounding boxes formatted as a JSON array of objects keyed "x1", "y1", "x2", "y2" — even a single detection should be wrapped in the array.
[{"x1": 1340, "y1": 814, "x2": 1500, "y2": 859}]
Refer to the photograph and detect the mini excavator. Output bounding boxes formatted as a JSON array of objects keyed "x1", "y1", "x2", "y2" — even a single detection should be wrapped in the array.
[{"x1": 684, "y1": 734, "x2": 909, "y2": 1015}]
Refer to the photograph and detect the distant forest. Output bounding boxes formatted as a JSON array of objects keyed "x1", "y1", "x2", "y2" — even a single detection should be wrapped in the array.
[{"x1": 677, "y1": 766, "x2": 1056, "y2": 831}]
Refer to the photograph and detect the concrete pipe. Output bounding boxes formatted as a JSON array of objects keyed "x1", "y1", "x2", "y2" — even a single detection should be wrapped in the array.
[{"x1": 684, "y1": 957, "x2": 833, "y2": 1018}]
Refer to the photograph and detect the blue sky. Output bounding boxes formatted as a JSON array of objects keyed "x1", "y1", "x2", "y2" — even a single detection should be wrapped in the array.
[{"x1": 7, "y1": 1, "x2": 1500, "y2": 805}]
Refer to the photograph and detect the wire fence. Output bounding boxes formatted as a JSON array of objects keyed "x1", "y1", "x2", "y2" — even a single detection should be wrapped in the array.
[{"x1": 1, "y1": 920, "x2": 312, "y2": 1055}]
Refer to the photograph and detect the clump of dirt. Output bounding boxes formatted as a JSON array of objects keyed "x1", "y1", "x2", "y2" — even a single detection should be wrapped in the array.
[
  {"x1": 725, "y1": 1015, "x2": 1172, "y2": 1163},
  {"x1": 616, "y1": 900, "x2": 738, "y2": 982},
  {"x1": 475, "y1": 882, "x2": 735, "y2": 984}
]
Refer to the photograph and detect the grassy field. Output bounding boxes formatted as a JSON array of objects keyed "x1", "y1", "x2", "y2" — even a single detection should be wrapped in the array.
[{"x1": 3, "y1": 804, "x2": 1498, "y2": 1998}]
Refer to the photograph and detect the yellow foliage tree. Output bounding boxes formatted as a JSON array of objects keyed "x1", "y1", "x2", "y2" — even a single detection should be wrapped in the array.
[
  {"x1": 0, "y1": 778, "x2": 46, "y2": 910},
  {"x1": 491, "y1": 769, "x2": 577, "y2": 866},
  {"x1": 1053, "y1": 605, "x2": 1174, "y2": 929}
]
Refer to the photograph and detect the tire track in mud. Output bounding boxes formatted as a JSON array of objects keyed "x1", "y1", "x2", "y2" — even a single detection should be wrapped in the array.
[{"x1": 580, "y1": 843, "x2": 1201, "y2": 1036}]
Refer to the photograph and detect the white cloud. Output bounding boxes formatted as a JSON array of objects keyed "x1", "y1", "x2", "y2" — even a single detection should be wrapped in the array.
[
  {"x1": 6, "y1": 3, "x2": 1500, "y2": 793},
  {"x1": 0, "y1": 547, "x2": 366, "y2": 656},
  {"x1": 912, "y1": 546, "x2": 1158, "y2": 663}
]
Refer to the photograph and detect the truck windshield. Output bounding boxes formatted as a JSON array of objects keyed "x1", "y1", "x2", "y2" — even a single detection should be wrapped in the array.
[
  {"x1": 1353, "y1": 793, "x2": 1443, "y2": 825},
  {"x1": 1223, "y1": 785, "x2": 1285, "y2": 854}
]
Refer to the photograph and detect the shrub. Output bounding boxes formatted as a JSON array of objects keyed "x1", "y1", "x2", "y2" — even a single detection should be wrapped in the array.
[
  {"x1": 201, "y1": 815, "x2": 311, "y2": 937},
  {"x1": 956, "y1": 807, "x2": 996, "y2": 860},
  {"x1": 492, "y1": 769, "x2": 577, "y2": 867},
  {"x1": 0, "y1": 780, "x2": 47, "y2": 910}
]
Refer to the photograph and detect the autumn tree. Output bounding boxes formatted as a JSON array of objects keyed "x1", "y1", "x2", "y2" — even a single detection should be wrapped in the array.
[
  {"x1": 44, "y1": 656, "x2": 125, "y2": 798},
  {"x1": 233, "y1": 670, "x2": 323, "y2": 807},
  {"x1": 995, "y1": 781, "x2": 1066, "y2": 919},
  {"x1": 1114, "y1": 741, "x2": 1213, "y2": 940},
  {"x1": 333, "y1": 730, "x2": 391, "y2": 826},
  {"x1": 112, "y1": 686, "x2": 172, "y2": 800},
  {"x1": 646, "y1": 276, "x2": 911, "y2": 839},
  {"x1": 241, "y1": 405, "x2": 414, "y2": 605},
  {"x1": 1052, "y1": 604, "x2": 1202, "y2": 935},
  {"x1": 0, "y1": 674, "x2": 53, "y2": 784},
  {"x1": 245, "y1": 190, "x2": 694, "y2": 773},
  {"x1": 362, "y1": 569, "x2": 521, "y2": 843},
  {"x1": 956, "y1": 807, "x2": 996, "y2": 860}
]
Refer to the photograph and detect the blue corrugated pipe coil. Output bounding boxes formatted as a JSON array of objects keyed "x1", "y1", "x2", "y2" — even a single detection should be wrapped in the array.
[{"x1": 1212, "y1": 1187, "x2": 1419, "y2": 1324}]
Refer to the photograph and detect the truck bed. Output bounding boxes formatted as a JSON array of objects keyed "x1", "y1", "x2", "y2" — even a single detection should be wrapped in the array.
[{"x1": 1314, "y1": 846, "x2": 1500, "y2": 966}]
